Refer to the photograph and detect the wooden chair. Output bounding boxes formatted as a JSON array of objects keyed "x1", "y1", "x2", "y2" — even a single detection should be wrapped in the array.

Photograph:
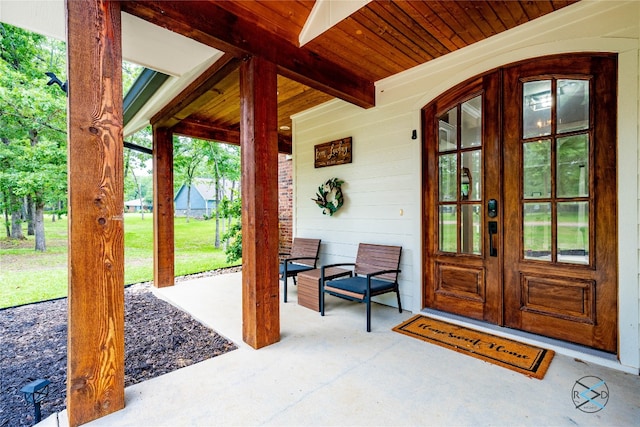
[
  {"x1": 279, "y1": 238, "x2": 321, "y2": 302},
  {"x1": 320, "y1": 243, "x2": 402, "y2": 332}
]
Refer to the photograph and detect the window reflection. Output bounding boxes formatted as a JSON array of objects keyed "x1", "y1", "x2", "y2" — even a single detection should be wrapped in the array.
[
  {"x1": 557, "y1": 202, "x2": 589, "y2": 264},
  {"x1": 523, "y1": 81, "x2": 551, "y2": 138},
  {"x1": 461, "y1": 204, "x2": 481, "y2": 255},
  {"x1": 461, "y1": 150, "x2": 482, "y2": 201},
  {"x1": 439, "y1": 107, "x2": 457, "y2": 152},
  {"x1": 439, "y1": 205, "x2": 457, "y2": 253},
  {"x1": 461, "y1": 96, "x2": 482, "y2": 148},
  {"x1": 557, "y1": 80, "x2": 589, "y2": 134},
  {"x1": 523, "y1": 140, "x2": 551, "y2": 199},
  {"x1": 557, "y1": 134, "x2": 589, "y2": 198},
  {"x1": 439, "y1": 154, "x2": 457, "y2": 202},
  {"x1": 523, "y1": 203, "x2": 551, "y2": 261}
]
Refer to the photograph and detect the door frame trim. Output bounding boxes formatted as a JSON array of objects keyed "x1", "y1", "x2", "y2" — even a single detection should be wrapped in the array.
[{"x1": 615, "y1": 49, "x2": 639, "y2": 372}]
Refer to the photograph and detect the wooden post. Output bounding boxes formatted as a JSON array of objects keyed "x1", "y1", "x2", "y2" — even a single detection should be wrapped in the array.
[
  {"x1": 153, "y1": 126, "x2": 175, "y2": 287},
  {"x1": 240, "y1": 56, "x2": 280, "y2": 348},
  {"x1": 66, "y1": 1, "x2": 125, "y2": 425}
]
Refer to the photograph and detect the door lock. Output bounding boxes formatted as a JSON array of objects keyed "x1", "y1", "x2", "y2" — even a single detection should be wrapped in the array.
[{"x1": 488, "y1": 199, "x2": 498, "y2": 218}]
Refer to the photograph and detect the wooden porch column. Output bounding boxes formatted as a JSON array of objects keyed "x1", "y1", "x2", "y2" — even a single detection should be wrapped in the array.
[
  {"x1": 153, "y1": 126, "x2": 175, "y2": 287},
  {"x1": 240, "y1": 56, "x2": 280, "y2": 348},
  {"x1": 66, "y1": 1, "x2": 125, "y2": 425}
]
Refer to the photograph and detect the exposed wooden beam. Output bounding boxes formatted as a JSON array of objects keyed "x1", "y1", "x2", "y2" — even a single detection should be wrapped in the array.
[
  {"x1": 172, "y1": 120, "x2": 240, "y2": 144},
  {"x1": 172, "y1": 119, "x2": 292, "y2": 154},
  {"x1": 153, "y1": 126, "x2": 175, "y2": 288},
  {"x1": 152, "y1": 53, "x2": 241, "y2": 128},
  {"x1": 121, "y1": 1, "x2": 375, "y2": 109},
  {"x1": 66, "y1": 1, "x2": 125, "y2": 425},
  {"x1": 240, "y1": 56, "x2": 280, "y2": 349}
]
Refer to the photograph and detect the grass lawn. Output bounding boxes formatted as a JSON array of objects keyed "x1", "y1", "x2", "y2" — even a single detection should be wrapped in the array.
[{"x1": 0, "y1": 213, "x2": 239, "y2": 308}]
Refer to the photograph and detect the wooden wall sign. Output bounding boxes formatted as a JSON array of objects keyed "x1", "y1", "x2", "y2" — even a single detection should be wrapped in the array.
[{"x1": 314, "y1": 137, "x2": 352, "y2": 168}]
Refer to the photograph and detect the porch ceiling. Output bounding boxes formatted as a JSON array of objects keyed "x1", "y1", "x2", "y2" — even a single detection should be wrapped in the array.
[{"x1": 121, "y1": 0, "x2": 579, "y2": 149}]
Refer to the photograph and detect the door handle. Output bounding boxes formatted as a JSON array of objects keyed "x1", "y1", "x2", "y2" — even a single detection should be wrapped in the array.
[{"x1": 488, "y1": 221, "x2": 498, "y2": 257}]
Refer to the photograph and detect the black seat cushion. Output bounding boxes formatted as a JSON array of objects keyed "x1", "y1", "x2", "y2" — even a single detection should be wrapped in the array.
[
  {"x1": 325, "y1": 276, "x2": 395, "y2": 296},
  {"x1": 280, "y1": 263, "x2": 314, "y2": 276}
]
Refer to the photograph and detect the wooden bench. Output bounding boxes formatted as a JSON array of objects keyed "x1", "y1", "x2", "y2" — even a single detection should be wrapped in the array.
[
  {"x1": 320, "y1": 243, "x2": 402, "y2": 332},
  {"x1": 279, "y1": 238, "x2": 321, "y2": 303}
]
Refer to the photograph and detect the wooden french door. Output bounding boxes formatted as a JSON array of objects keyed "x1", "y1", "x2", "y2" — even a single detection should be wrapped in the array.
[
  {"x1": 423, "y1": 72, "x2": 503, "y2": 325},
  {"x1": 423, "y1": 54, "x2": 618, "y2": 352}
]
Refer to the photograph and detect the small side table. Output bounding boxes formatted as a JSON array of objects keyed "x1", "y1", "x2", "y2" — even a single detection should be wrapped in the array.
[{"x1": 297, "y1": 267, "x2": 352, "y2": 311}]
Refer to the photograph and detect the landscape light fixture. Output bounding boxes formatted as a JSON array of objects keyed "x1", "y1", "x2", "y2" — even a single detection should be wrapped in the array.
[{"x1": 21, "y1": 378, "x2": 50, "y2": 423}]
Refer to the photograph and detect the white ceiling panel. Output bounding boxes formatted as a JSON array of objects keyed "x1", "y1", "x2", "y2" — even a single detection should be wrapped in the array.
[{"x1": 0, "y1": 1, "x2": 220, "y2": 77}]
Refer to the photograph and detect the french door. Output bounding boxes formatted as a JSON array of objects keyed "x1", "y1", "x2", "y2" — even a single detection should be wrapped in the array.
[{"x1": 423, "y1": 54, "x2": 618, "y2": 352}]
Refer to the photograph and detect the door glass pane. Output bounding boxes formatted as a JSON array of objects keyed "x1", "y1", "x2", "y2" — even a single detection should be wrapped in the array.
[
  {"x1": 461, "y1": 204, "x2": 481, "y2": 255},
  {"x1": 557, "y1": 202, "x2": 589, "y2": 264},
  {"x1": 461, "y1": 96, "x2": 482, "y2": 148},
  {"x1": 557, "y1": 79, "x2": 589, "y2": 134},
  {"x1": 439, "y1": 107, "x2": 457, "y2": 151},
  {"x1": 523, "y1": 202, "x2": 551, "y2": 261},
  {"x1": 523, "y1": 140, "x2": 551, "y2": 199},
  {"x1": 439, "y1": 205, "x2": 457, "y2": 252},
  {"x1": 461, "y1": 150, "x2": 482, "y2": 202},
  {"x1": 439, "y1": 154, "x2": 457, "y2": 201},
  {"x1": 557, "y1": 134, "x2": 589, "y2": 198},
  {"x1": 523, "y1": 80, "x2": 551, "y2": 138}
]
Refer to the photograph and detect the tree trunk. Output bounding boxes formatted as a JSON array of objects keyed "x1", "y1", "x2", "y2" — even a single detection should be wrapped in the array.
[
  {"x1": 11, "y1": 210, "x2": 24, "y2": 239},
  {"x1": 214, "y1": 176, "x2": 221, "y2": 248},
  {"x1": 26, "y1": 195, "x2": 35, "y2": 235},
  {"x1": 186, "y1": 186, "x2": 191, "y2": 223},
  {"x1": 3, "y1": 206, "x2": 10, "y2": 238},
  {"x1": 34, "y1": 198, "x2": 46, "y2": 251},
  {"x1": 225, "y1": 181, "x2": 236, "y2": 250},
  {"x1": 139, "y1": 196, "x2": 145, "y2": 220},
  {"x1": 220, "y1": 178, "x2": 226, "y2": 237},
  {"x1": 129, "y1": 166, "x2": 144, "y2": 220},
  {"x1": 3, "y1": 190, "x2": 10, "y2": 237},
  {"x1": 10, "y1": 192, "x2": 24, "y2": 240},
  {"x1": 1, "y1": 140, "x2": 10, "y2": 237}
]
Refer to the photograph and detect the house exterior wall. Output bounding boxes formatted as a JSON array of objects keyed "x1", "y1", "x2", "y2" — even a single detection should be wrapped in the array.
[
  {"x1": 292, "y1": 0, "x2": 640, "y2": 372},
  {"x1": 174, "y1": 185, "x2": 209, "y2": 217}
]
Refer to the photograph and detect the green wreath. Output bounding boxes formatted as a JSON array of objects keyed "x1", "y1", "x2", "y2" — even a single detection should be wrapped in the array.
[{"x1": 312, "y1": 178, "x2": 344, "y2": 216}]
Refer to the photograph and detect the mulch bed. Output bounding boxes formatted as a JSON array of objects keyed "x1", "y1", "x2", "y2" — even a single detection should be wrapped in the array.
[{"x1": 0, "y1": 268, "x2": 240, "y2": 426}]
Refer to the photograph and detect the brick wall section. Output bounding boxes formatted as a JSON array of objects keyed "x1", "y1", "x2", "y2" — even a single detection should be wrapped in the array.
[{"x1": 278, "y1": 153, "x2": 293, "y2": 255}]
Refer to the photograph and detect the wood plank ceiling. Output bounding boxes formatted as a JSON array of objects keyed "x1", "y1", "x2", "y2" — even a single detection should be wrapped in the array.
[{"x1": 122, "y1": 0, "x2": 578, "y2": 151}]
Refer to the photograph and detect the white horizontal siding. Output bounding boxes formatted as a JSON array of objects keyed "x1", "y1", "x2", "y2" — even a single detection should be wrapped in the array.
[{"x1": 294, "y1": 98, "x2": 420, "y2": 311}]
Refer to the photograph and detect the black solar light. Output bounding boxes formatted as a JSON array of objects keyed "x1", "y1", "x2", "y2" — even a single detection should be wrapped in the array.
[{"x1": 21, "y1": 379, "x2": 50, "y2": 423}]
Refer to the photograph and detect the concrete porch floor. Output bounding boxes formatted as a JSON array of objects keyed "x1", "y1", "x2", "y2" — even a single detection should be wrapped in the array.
[{"x1": 45, "y1": 271, "x2": 639, "y2": 426}]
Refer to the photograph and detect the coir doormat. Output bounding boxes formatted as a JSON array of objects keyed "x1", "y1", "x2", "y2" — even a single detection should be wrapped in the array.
[{"x1": 393, "y1": 315, "x2": 554, "y2": 379}]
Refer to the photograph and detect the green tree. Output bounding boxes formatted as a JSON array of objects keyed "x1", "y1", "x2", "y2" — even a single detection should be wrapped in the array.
[
  {"x1": 0, "y1": 23, "x2": 67, "y2": 250},
  {"x1": 204, "y1": 142, "x2": 240, "y2": 248},
  {"x1": 221, "y1": 195, "x2": 242, "y2": 262},
  {"x1": 124, "y1": 125, "x2": 152, "y2": 219},
  {"x1": 122, "y1": 61, "x2": 144, "y2": 94},
  {"x1": 1, "y1": 25, "x2": 151, "y2": 249}
]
